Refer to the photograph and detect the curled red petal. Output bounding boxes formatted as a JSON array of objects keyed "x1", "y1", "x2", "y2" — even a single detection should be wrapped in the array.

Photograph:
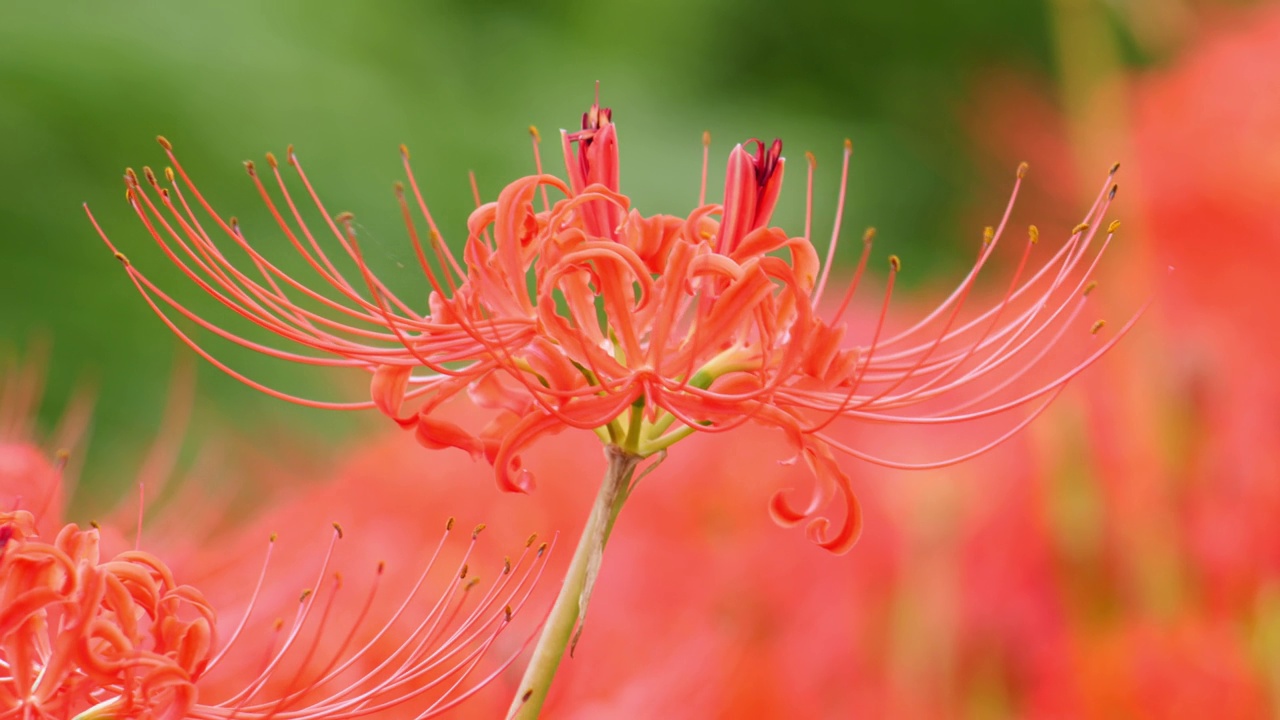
[
  {"x1": 490, "y1": 410, "x2": 573, "y2": 494},
  {"x1": 371, "y1": 364, "x2": 414, "y2": 418},
  {"x1": 414, "y1": 414, "x2": 486, "y2": 461}
]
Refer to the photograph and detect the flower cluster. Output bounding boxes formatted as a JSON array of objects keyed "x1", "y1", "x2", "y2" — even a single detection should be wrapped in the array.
[
  {"x1": 0, "y1": 361, "x2": 551, "y2": 719},
  {"x1": 89, "y1": 99, "x2": 1136, "y2": 554}
]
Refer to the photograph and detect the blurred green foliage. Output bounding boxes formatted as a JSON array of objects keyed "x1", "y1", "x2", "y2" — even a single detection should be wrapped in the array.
[{"x1": 0, "y1": 0, "x2": 1107, "y2": 497}]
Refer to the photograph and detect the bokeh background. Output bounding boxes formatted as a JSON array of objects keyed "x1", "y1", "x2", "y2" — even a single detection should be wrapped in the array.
[{"x1": 3, "y1": 0, "x2": 1279, "y2": 716}]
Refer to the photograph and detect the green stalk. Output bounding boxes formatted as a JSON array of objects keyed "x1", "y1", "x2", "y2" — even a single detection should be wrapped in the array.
[{"x1": 507, "y1": 447, "x2": 640, "y2": 719}]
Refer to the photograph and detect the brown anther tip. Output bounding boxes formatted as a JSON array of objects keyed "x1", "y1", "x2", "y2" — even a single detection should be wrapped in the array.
[
  {"x1": 1110, "y1": 161, "x2": 1121, "y2": 175},
  {"x1": 805, "y1": 150, "x2": 817, "y2": 167},
  {"x1": 377, "y1": 560, "x2": 385, "y2": 574},
  {"x1": 525, "y1": 532, "x2": 537, "y2": 547},
  {"x1": 472, "y1": 523, "x2": 487, "y2": 539},
  {"x1": 1083, "y1": 281, "x2": 1098, "y2": 296},
  {"x1": 1017, "y1": 161, "x2": 1029, "y2": 179},
  {"x1": 1108, "y1": 184, "x2": 1118, "y2": 200},
  {"x1": 299, "y1": 589, "x2": 312, "y2": 603},
  {"x1": 89, "y1": 520, "x2": 101, "y2": 529},
  {"x1": 54, "y1": 448, "x2": 71, "y2": 462},
  {"x1": 124, "y1": 167, "x2": 138, "y2": 182},
  {"x1": 862, "y1": 227, "x2": 876, "y2": 244},
  {"x1": 1029, "y1": 225, "x2": 1040, "y2": 244},
  {"x1": 701, "y1": 130, "x2": 711, "y2": 147},
  {"x1": 529, "y1": 125, "x2": 541, "y2": 142},
  {"x1": 459, "y1": 564, "x2": 469, "y2": 580},
  {"x1": 399, "y1": 143, "x2": 410, "y2": 159},
  {"x1": 113, "y1": 251, "x2": 130, "y2": 266},
  {"x1": 229, "y1": 217, "x2": 241, "y2": 234},
  {"x1": 332, "y1": 522, "x2": 344, "y2": 539},
  {"x1": 503, "y1": 557, "x2": 512, "y2": 575},
  {"x1": 843, "y1": 138, "x2": 853, "y2": 152},
  {"x1": 393, "y1": 180, "x2": 405, "y2": 193},
  {"x1": 537, "y1": 542, "x2": 549, "y2": 557},
  {"x1": 265, "y1": 152, "x2": 278, "y2": 169},
  {"x1": 269, "y1": 533, "x2": 277, "y2": 542},
  {"x1": 164, "y1": 167, "x2": 175, "y2": 183},
  {"x1": 333, "y1": 572, "x2": 343, "y2": 589},
  {"x1": 1107, "y1": 219, "x2": 1121, "y2": 233},
  {"x1": 889, "y1": 255, "x2": 901, "y2": 272},
  {"x1": 465, "y1": 577, "x2": 480, "y2": 591},
  {"x1": 522, "y1": 689, "x2": 534, "y2": 703},
  {"x1": 243, "y1": 160, "x2": 256, "y2": 175},
  {"x1": 124, "y1": 188, "x2": 136, "y2": 203},
  {"x1": 159, "y1": 188, "x2": 169, "y2": 200},
  {"x1": 1090, "y1": 320, "x2": 1106, "y2": 335},
  {"x1": 1071, "y1": 222, "x2": 1090, "y2": 235},
  {"x1": 504, "y1": 605, "x2": 513, "y2": 622},
  {"x1": 334, "y1": 211, "x2": 355, "y2": 225},
  {"x1": 445, "y1": 516, "x2": 456, "y2": 531},
  {"x1": 143, "y1": 166, "x2": 158, "y2": 185},
  {"x1": 273, "y1": 618, "x2": 285, "y2": 631},
  {"x1": 982, "y1": 226, "x2": 995, "y2": 245},
  {"x1": 156, "y1": 135, "x2": 173, "y2": 150}
]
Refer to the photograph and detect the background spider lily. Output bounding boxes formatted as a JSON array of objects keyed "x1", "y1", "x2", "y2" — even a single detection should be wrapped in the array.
[{"x1": 0, "y1": 359, "x2": 552, "y2": 719}]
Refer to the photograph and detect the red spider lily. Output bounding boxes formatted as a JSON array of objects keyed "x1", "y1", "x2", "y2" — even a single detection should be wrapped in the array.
[
  {"x1": 0, "y1": 363, "x2": 553, "y2": 719},
  {"x1": 88, "y1": 99, "x2": 1139, "y2": 554}
]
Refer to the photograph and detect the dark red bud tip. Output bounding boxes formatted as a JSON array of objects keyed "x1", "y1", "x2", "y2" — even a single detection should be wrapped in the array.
[{"x1": 747, "y1": 138, "x2": 784, "y2": 185}]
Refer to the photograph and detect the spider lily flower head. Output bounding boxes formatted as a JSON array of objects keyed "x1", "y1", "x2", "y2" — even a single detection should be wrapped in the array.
[
  {"x1": 88, "y1": 98, "x2": 1141, "y2": 555},
  {"x1": 0, "y1": 365, "x2": 553, "y2": 719},
  {"x1": 1, "y1": 510, "x2": 551, "y2": 719}
]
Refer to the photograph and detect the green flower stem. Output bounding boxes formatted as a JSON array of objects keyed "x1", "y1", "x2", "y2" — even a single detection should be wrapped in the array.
[{"x1": 508, "y1": 447, "x2": 641, "y2": 719}]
